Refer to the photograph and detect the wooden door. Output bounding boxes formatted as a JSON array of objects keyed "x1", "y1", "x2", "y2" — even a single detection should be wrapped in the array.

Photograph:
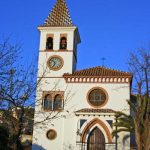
[{"x1": 87, "y1": 127, "x2": 105, "y2": 150}]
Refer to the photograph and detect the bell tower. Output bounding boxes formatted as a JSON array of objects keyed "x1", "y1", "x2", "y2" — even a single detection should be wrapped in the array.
[{"x1": 38, "y1": 0, "x2": 81, "y2": 77}]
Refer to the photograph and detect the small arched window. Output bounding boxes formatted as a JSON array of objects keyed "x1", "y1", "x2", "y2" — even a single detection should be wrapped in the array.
[
  {"x1": 44, "y1": 94, "x2": 52, "y2": 110},
  {"x1": 53, "y1": 94, "x2": 62, "y2": 110},
  {"x1": 60, "y1": 37, "x2": 67, "y2": 50},
  {"x1": 46, "y1": 37, "x2": 53, "y2": 50}
]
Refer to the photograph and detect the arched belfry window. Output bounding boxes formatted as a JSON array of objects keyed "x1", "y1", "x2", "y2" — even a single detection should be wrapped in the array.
[
  {"x1": 44, "y1": 94, "x2": 52, "y2": 110},
  {"x1": 53, "y1": 94, "x2": 62, "y2": 110},
  {"x1": 43, "y1": 92, "x2": 64, "y2": 111},
  {"x1": 60, "y1": 37, "x2": 67, "y2": 50},
  {"x1": 46, "y1": 37, "x2": 53, "y2": 50}
]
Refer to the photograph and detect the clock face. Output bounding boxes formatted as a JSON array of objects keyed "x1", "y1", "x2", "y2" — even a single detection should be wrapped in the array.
[{"x1": 48, "y1": 56, "x2": 63, "y2": 70}]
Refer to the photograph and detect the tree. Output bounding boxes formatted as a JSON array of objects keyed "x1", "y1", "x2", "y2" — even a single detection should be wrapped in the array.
[
  {"x1": 0, "y1": 38, "x2": 19, "y2": 81},
  {"x1": 128, "y1": 48, "x2": 150, "y2": 150},
  {"x1": 0, "y1": 37, "x2": 46, "y2": 149},
  {"x1": 0, "y1": 125, "x2": 9, "y2": 150},
  {"x1": 0, "y1": 62, "x2": 37, "y2": 149},
  {"x1": 0, "y1": 38, "x2": 73, "y2": 150},
  {"x1": 128, "y1": 48, "x2": 150, "y2": 96},
  {"x1": 113, "y1": 48, "x2": 150, "y2": 150}
]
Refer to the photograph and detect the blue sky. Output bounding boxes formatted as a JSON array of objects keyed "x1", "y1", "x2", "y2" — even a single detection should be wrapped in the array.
[{"x1": 0, "y1": 0, "x2": 150, "y2": 72}]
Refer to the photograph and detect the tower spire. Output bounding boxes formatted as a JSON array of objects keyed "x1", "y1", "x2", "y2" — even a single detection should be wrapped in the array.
[{"x1": 43, "y1": 0, "x2": 73, "y2": 27}]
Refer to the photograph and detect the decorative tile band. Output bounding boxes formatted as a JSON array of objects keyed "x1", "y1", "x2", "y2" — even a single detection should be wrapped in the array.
[{"x1": 64, "y1": 76, "x2": 131, "y2": 83}]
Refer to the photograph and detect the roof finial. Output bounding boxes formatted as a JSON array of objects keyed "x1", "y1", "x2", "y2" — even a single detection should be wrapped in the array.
[
  {"x1": 101, "y1": 57, "x2": 106, "y2": 67},
  {"x1": 43, "y1": 0, "x2": 73, "y2": 27}
]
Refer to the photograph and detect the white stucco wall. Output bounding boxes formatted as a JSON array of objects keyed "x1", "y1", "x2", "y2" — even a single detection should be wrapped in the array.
[
  {"x1": 37, "y1": 27, "x2": 80, "y2": 76},
  {"x1": 32, "y1": 77, "x2": 130, "y2": 150},
  {"x1": 34, "y1": 78, "x2": 130, "y2": 112},
  {"x1": 32, "y1": 26, "x2": 130, "y2": 150},
  {"x1": 38, "y1": 27, "x2": 77, "y2": 51}
]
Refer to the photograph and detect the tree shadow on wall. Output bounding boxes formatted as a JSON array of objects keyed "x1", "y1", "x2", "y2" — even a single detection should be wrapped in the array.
[
  {"x1": 63, "y1": 143, "x2": 75, "y2": 150},
  {"x1": 32, "y1": 144, "x2": 46, "y2": 150},
  {"x1": 122, "y1": 134, "x2": 130, "y2": 150}
]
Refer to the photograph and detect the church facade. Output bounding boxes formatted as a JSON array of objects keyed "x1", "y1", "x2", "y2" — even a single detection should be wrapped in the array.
[{"x1": 32, "y1": 0, "x2": 132, "y2": 150}]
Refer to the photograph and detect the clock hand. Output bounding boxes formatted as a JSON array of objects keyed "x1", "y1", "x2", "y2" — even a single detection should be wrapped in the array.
[
  {"x1": 53, "y1": 60, "x2": 56, "y2": 66},
  {"x1": 50, "y1": 60, "x2": 55, "y2": 67}
]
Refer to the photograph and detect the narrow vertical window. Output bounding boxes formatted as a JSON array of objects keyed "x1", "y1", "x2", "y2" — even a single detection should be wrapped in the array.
[
  {"x1": 44, "y1": 94, "x2": 53, "y2": 110},
  {"x1": 53, "y1": 95, "x2": 62, "y2": 110},
  {"x1": 46, "y1": 37, "x2": 53, "y2": 50},
  {"x1": 60, "y1": 37, "x2": 67, "y2": 50}
]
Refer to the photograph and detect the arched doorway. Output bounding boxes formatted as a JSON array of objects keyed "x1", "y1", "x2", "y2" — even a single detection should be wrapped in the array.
[{"x1": 87, "y1": 127, "x2": 105, "y2": 150}]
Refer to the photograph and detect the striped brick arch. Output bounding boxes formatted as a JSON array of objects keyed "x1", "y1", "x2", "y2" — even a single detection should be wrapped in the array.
[{"x1": 81, "y1": 118, "x2": 112, "y2": 144}]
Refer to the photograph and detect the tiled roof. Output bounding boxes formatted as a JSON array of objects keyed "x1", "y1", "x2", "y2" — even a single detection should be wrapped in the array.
[
  {"x1": 75, "y1": 108, "x2": 116, "y2": 114},
  {"x1": 43, "y1": 0, "x2": 73, "y2": 27},
  {"x1": 64, "y1": 66, "x2": 132, "y2": 77}
]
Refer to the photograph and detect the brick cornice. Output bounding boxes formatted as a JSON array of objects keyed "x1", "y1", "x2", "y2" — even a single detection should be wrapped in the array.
[{"x1": 63, "y1": 76, "x2": 131, "y2": 84}]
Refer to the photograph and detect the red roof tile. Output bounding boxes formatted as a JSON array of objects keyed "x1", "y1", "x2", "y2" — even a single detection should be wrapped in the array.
[
  {"x1": 64, "y1": 66, "x2": 132, "y2": 77},
  {"x1": 42, "y1": 0, "x2": 73, "y2": 27},
  {"x1": 75, "y1": 108, "x2": 116, "y2": 114}
]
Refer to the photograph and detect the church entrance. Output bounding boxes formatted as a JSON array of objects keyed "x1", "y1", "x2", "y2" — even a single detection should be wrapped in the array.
[{"x1": 87, "y1": 127, "x2": 105, "y2": 150}]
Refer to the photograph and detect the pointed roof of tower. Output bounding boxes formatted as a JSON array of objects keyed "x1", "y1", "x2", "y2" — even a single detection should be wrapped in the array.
[{"x1": 43, "y1": 0, "x2": 73, "y2": 27}]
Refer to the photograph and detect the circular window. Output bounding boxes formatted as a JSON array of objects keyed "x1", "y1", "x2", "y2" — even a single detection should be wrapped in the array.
[
  {"x1": 87, "y1": 87, "x2": 108, "y2": 108},
  {"x1": 46, "y1": 129, "x2": 57, "y2": 140}
]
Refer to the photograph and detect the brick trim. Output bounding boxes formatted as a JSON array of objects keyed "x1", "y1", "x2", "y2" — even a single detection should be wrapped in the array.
[
  {"x1": 63, "y1": 76, "x2": 131, "y2": 83},
  {"x1": 81, "y1": 118, "x2": 112, "y2": 143}
]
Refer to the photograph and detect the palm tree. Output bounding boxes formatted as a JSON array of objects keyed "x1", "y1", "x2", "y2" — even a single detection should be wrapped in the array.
[{"x1": 113, "y1": 95, "x2": 150, "y2": 150}]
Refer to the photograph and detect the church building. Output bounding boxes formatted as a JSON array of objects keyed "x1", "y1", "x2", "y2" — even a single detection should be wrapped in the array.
[{"x1": 32, "y1": 0, "x2": 132, "y2": 149}]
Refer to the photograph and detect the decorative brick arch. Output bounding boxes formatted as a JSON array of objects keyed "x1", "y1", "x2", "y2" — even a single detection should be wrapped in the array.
[{"x1": 81, "y1": 118, "x2": 112, "y2": 143}]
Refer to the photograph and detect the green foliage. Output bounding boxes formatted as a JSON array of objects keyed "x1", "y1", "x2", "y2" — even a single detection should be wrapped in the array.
[
  {"x1": 112, "y1": 95, "x2": 150, "y2": 149},
  {"x1": 112, "y1": 110, "x2": 134, "y2": 137}
]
